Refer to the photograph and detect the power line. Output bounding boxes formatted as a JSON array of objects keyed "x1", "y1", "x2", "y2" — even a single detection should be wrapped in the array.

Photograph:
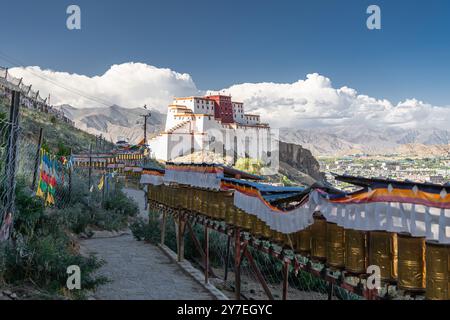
[
  {"x1": 0, "y1": 50, "x2": 150, "y2": 144},
  {"x1": 0, "y1": 50, "x2": 118, "y2": 108}
]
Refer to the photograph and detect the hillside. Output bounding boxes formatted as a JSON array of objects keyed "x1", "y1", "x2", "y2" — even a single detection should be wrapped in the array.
[
  {"x1": 56, "y1": 104, "x2": 165, "y2": 144},
  {"x1": 0, "y1": 97, "x2": 111, "y2": 153}
]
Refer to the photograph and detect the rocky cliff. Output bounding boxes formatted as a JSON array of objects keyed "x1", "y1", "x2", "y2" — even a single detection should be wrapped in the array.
[{"x1": 278, "y1": 141, "x2": 324, "y2": 184}]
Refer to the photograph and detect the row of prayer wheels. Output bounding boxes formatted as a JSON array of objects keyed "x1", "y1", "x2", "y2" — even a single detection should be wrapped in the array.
[
  {"x1": 290, "y1": 217, "x2": 449, "y2": 300},
  {"x1": 116, "y1": 153, "x2": 143, "y2": 160},
  {"x1": 74, "y1": 160, "x2": 110, "y2": 168},
  {"x1": 147, "y1": 185, "x2": 450, "y2": 300}
]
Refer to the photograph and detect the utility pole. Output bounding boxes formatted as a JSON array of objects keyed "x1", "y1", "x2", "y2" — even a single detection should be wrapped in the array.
[{"x1": 140, "y1": 112, "x2": 151, "y2": 145}]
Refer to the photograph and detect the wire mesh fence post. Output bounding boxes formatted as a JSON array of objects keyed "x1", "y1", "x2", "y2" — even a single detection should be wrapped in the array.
[
  {"x1": 328, "y1": 282, "x2": 334, "y2": 300},
  {"x1": 176, "y1": 214, "x2": 185, "y2": 262},
  {"x1": 1, "y1": 90, "x2": 21, "y2": 239},
  {"x1": 282, "y1": 259, "x2": 290, "y2": 300},
  {"x1": 234, "y1": 228, "x2": 241, "y2": 300},
  {"x1": 161, "y1": 211, "x2": 167, "y2": 245},
  {"x1": 224, "y1": 234, "x2": 231, "y2": 281},
  {"x1": 204, "y1": 224, "x2": 209, "y2": 284},
  {"x1": 31, "y1": 127, "x2": 43, "y2": 191}
]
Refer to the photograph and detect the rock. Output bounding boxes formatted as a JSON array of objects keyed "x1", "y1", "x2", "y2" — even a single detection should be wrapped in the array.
[
  {"x1": 10, "y1": 293, "x2": 17, "y2": 299},
  {"x1": 3, "y1": 290, "x2": 12, "y2": 296},
  {"x1": 278, "y1": 141, "x2": 324, "y2": 182}
]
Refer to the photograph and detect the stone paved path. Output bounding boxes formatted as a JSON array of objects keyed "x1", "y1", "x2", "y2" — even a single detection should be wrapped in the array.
[{"x1": 80, "y1": 188, "x2": 214, "y2": 300}]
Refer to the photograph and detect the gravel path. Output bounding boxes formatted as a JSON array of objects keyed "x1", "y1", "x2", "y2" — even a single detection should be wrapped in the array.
[{"x1": 80, "y1": 188, "x2": 214, "y2": 300}]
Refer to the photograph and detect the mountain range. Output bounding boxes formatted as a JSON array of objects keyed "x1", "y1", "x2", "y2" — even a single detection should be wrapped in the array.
[
  {"x1": 57, "y1": 104, "x2": 450, "y2": 157},
  {"x1": 55, "y1": 104, "x2": 165, "y2": 143},
  {"x1": 279, "y1": 126, "x2": 450, "y2": 157}
]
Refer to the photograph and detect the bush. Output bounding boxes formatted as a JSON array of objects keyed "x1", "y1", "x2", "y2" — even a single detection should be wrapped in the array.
[
  {"x1": 104, "y1": 189, "x2": 139, "y2": 218},
  {"x1": 130, "y1": 217, "x2": 160, "y2": 244},
  {"x1": 234, "y1": 158, "x2": 264, "y2": 175},
  {"x1": 0, "y1": 181, "x2": 108, "y2": 298},
  {"x1": 0, "y1": 234, "x2": 108, "y2": 298},
  {"x1": 51, "y1": 178, "x2": 139, "y2": 235}
]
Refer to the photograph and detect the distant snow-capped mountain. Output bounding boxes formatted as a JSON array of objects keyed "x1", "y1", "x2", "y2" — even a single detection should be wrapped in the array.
[{"x1": 55, "y1": 104, "x2": 165, "y2": 144}]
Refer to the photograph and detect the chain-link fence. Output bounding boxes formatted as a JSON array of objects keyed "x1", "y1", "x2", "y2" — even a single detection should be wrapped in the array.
[{"x1": 0, "y1": 91, "x2": 121, "y2": 241}]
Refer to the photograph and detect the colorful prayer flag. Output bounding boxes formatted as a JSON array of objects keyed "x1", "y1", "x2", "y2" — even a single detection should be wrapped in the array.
[{"x1": 98, "y1": 175, "x2": 104, "y2": 191}]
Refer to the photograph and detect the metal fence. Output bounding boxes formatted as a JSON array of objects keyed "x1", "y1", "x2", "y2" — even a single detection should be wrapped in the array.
[{"x1": 0, "y1": 90, "x2": 112, "y2": 241}]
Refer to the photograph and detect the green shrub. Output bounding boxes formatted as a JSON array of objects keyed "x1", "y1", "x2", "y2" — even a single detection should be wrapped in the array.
[
  {"x1": 0, "y1": 179, "x2": 108, "y2": 298},
  {"x1": 0, "y1": 235, "x2": 108, "y2": 298},
  {"x1": 130, "y1": 217, "x2": 160, "y2": 244}
]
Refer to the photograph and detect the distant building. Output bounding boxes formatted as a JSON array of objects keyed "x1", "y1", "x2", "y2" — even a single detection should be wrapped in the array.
[{"x1": 148, "y1": 95, "x2": 272, "y2": 162}]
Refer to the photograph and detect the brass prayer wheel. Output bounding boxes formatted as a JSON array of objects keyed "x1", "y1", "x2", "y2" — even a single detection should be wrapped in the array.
[
  {"x1": 224, "y1": 194, "x2": 236, "y2": 226},
  {"x1": 284, "y1": 233, "x2": 296, "y2": 250},
  {"x1": 152, "y1": 185, "x2": 158, "y2": 202},
  {"x1": 171, "y1": 186, "x2": 181, "y2": 208},
  {"x1": 252, "y1": 216, "x2": 264, "y2": 237},
  {"x1": 155, "y1": 185, "x2": 162, "y2": 203},
  {"x1": 200, "y1": 190, "x2": 209, "y2": 216},
  {"x1": 185, "y1": 187, "x2": 194, "y2": 211},
  {"x1": 211, "y1": 192, "x2": 221, "y2": 220},
  {"x1": 261, "y1": 222, "x2": 272, "y2": 240},
  {"x1": 295, "y1": 227, "x2": 311, "y2": 254},
  {"x1": 234, "y1": 208, "x2": 246, "y2": 229},
  {"x1": 369, "y1": 231, "x2": 397, "y2": 282},
  {"x1": 326, "y1": 223, "x2": 346, "y2": 269},
  {"x1": 192, "y1": 189, "x2": 202, "y2": 213},
  {"x1": 164, "y1": 185, "x2": 173, "y2": 207},
  {"x1": 165, "y1": 185, "x2": 172, "y2": 206},
  {"x1": 180, "y1": 187, "x2": 190, "y2": 210},
  {"x1": 147, "y1": 185, "x2": 154, "y2": 201},
  {"x1": 345, "y1": 229, "x2": 367, "y2": 274},
  {"x1": 310, "y1": 217, "x2": 327, "y2": 261},
  {"x1": 217, "y1": 192, "x2": 228, "y2": 221},
  {"x1": 160, "y1": 185, "x2": 167, "y2": 205},
  {"x1": 271, "y1": 229, "x2": 286, "y2": 245},
  {"x1": 397, "y1": 233, "x2": 426, "y2": 291},
  {"x1": 241, "y1": 211, "x2": 253, "y2": 231},
  {"x1": 205, "y1": 191, "x2": 215, "y2": 218},
  {"x1": 425, "y1": 241, "x2": 449, "y2": 300}
]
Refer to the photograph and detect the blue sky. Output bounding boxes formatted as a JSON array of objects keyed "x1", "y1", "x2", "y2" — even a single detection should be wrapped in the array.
[{"x1": 1, "y1": 0, "x2": 450, "y2": 105}]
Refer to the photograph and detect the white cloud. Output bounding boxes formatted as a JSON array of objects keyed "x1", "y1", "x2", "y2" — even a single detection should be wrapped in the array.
[
  {"x1": 222, "y1": 73, "x2": 450, "y2": 130},
  {"x1": 9, "y1": 62, "x2": 201, "y2": 113},
  {"x1": 9, "y1": 64, "x2": 450, "y2": 130}
]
